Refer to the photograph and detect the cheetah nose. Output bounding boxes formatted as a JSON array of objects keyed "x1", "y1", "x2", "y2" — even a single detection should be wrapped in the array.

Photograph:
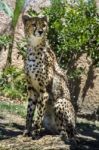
[{"x1": 38, "y1": 30, "x2": 43, "y2": 35}]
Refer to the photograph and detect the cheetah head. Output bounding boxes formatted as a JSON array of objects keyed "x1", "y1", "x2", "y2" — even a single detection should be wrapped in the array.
[{"x1": 22, "y1": 15, "x2": 48, "y2": 47}]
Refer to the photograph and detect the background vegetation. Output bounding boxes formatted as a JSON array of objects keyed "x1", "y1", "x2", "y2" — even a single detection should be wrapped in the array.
[
  {"x1": 47, "y1": 0, "x2": 99, "y2": 67},
  {"x1": 0, "y1": 66, "x2": 27, "y2": 100},
  {"x1": 0, "y1": 0, "x2": 99, "y2": 101}
]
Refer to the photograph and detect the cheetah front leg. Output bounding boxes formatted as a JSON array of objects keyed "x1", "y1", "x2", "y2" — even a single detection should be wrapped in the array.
[
  {"x1": 32, "y1": 89, "x2": 48, "y2": 138},
  {"x1": 23, "y1": 85, "x2": 38, "y2": 136}
]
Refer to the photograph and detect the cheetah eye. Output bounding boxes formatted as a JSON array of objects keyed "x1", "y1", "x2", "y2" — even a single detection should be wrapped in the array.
[
  {"x1": 43, "y1": 24, "x2": 46, "y2": 28},
  {"x1": 32, "y1": 23, "x2": 36, "y2": 27}
]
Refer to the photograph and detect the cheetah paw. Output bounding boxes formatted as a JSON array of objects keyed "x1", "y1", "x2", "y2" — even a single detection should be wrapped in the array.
[{"x1": 23, "y1": 130, "x2": 32, "y2": 137}]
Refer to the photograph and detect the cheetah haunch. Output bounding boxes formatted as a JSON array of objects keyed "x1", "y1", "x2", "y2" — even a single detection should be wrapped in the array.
[{"x1": 22, "y1": 15, "x2": 76, "y2": 142}]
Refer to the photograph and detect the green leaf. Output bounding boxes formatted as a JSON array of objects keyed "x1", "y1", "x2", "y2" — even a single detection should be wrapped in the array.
[
  {"x1": 12, "y1": 0, "x2": 25, "y2": 28},
  {"x1": 0, "y1": 0, "x2": 13, "y2": 17}
]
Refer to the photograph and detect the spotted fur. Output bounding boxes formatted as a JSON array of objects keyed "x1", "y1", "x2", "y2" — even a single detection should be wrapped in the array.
[{"x1": 22, "y1": 15, "x2": 76, "y2": 142}]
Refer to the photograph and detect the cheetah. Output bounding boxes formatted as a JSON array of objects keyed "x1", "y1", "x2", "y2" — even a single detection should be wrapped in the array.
[{"x1": 22, "y1": 14, "x2": 76, "y2": 142}]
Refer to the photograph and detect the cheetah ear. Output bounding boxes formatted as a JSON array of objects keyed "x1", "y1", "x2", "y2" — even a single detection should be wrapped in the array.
[
  {"x1": 43, "y1": 16, "x2": 49, "y2": 23},
  {"x1": 22, "y1": 15, "x2": 30, "y2": 24}
]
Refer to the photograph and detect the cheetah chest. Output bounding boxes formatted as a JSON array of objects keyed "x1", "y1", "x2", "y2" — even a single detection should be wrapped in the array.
[{"x1": 25, "y1": 52, "x2": 47, "y2": 91}]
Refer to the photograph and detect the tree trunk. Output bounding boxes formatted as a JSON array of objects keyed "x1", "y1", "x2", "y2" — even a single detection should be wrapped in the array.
[{"x1": 5, "y1": 25, "x2": 15, "y2": 69}]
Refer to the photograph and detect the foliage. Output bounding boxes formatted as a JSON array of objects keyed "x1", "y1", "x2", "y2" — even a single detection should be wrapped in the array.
[
  {"x1": 0, "y1": 1, "x2": 27, "y2": 100},
  {"x1": 0, "y1": 35, "x2": 11, "y2": 50},
  {"x1": 0, "y1": 0, "x2": 25, "y2": 67},
  {"x1": 6, "y1": 0, "x2": 25, "y2": 67},
  {"x1": 27, "y1": 9, "x2": 38, "y2": 17},
  {"x1": 0, "y1": 0, "x2": 13, "y2": 17},
  {"x1": 0, "y1": 0, "x2": 99, "y2": 101},
  {"x1": 43, "y1": 0, "x2": 99, "y2": 68},
  {"x1": 0, "y1": 66, "x2": 27, "y2": 101},
  {"x1": 68, "y1": 67, "x2": 85, "y2": 80},
  {"x1": 0, "y1": 1, "x2": 12, "y2": 50},
  {"x1": 12, "y1": 0, "x2": 25, "y2": 29},
  {"x1": 0, "y1": 0, "x2": 25, "y2": 28},
  {"x1": 17, "y1": 38, "x2": 27, "y2": 60},
  {"x1": 0, "y1": 101, "x2": 26, "y2": 118}
]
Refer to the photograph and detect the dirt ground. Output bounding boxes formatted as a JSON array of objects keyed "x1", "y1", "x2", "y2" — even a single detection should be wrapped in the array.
[{"x1": 0, "y1": 102, "x2": 99, "y2": 150}]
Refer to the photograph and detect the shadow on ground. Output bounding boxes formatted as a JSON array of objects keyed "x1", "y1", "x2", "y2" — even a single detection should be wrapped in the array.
[
  {"x1": 0, "y1": 122, "x2": 24, "y2": 140},
  {"x1": 76, "y1": 122, "x2": 99, "y2": 150},
  {"x1": 0, "y1": 112, "x2": 99, "y2": 150}
]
